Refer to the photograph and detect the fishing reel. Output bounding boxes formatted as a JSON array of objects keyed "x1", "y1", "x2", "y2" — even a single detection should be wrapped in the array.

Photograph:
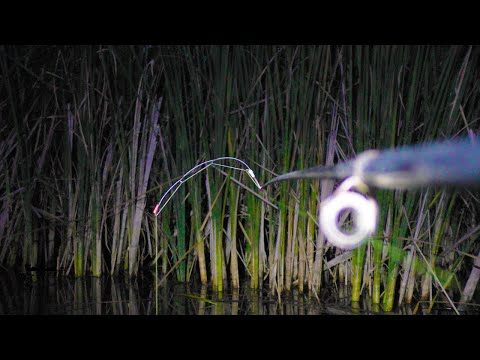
[{"x1": 319, "y1": 176, "x2": 378, "y2": 249}]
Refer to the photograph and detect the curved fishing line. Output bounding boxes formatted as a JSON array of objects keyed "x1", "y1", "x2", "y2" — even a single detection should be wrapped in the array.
[
  {"x1": 211, "y1": 163, "x2": 246, "y2": 171},
  {"x1": 153, "y1": 157, "x2": 261, "y2": 217},
  {"x1": 153, "y1": 163, "x2": 213, "y2": 216}
]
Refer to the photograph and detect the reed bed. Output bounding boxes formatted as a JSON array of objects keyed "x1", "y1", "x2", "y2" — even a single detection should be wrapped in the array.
[{"x1": 1, "y1": 45, "x2": 480, "y2": 312}]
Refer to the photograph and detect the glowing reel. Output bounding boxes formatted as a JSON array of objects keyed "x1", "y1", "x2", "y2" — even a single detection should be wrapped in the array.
[{"x1": 319, "y1": 176, "x2": 378, "y2": 249}]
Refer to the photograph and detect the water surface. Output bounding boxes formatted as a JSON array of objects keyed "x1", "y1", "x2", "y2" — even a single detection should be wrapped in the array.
[{"x1": 0, "y1": 271, "x2": 475, "y2": 315}]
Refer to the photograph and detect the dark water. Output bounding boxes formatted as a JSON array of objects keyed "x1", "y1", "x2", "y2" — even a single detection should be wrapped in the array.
[{"x1": 0, "y1": 270, "x2": 477, "y2": 315}]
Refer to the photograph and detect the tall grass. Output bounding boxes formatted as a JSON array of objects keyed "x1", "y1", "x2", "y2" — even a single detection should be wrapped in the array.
[{"x1": 1, "y1": 45, "x2": 479, "y2": 312}]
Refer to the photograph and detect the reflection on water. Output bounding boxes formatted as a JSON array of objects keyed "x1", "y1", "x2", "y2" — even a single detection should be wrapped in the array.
[{"x1": 0, "y1": 271, "x2": 475, "y2": 315}]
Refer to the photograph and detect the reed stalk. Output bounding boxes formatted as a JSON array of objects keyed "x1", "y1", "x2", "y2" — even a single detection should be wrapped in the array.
[{"x1": 227, "y1": 129, "x2": 240, "y2": 288}]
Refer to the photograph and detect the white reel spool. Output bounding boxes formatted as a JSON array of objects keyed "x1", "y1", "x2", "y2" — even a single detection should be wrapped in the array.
[{"x1": 319, "y1": 176, "x2": 378, "y2": 249}]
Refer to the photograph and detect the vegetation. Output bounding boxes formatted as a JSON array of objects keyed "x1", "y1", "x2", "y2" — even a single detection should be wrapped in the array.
[{"x1": 1, "y1": 45, "x2": 480, "y2": 312}]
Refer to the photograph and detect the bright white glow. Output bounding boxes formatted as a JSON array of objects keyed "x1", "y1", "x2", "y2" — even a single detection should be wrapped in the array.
[{"x1": 320, "y1": 177, "x2": 378, "y2": 249}]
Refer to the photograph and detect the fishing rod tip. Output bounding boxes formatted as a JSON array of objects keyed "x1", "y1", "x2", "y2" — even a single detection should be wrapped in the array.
[{"x1": 260, "y1": 179, "x2": 276, "y2": 190}]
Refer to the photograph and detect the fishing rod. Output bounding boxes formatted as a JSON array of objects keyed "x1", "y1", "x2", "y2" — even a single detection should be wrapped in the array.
[
  {"x1": 261, "y1": 137, "x2": 480, "y2": 249},
  {"x1": 262, "y1": 137, "x2": 480, "y2": 190}
]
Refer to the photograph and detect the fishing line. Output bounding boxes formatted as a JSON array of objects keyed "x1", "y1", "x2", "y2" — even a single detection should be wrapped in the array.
[
  {"x1": 153, "y1": 157, "x2": 262, "y2": 217},
  {"x1": 211, "y1": 163, "x2": 246, "y2": 171}
]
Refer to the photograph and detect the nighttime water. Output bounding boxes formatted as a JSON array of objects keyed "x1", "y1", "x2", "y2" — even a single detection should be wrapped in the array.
[{"x1": 0, "y1": 270, "x2": 477, "y2": 315}]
